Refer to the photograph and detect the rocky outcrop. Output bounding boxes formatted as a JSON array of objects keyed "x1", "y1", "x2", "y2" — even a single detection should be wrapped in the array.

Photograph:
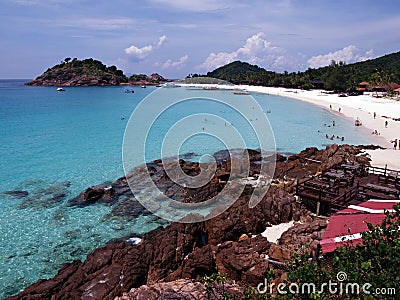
[
  {"x1": 148, "y1": 73, "x2": 166, "y2": 82},
  {"x1": 115, "y1": 279, "x2": 244, "y2": 300},
  {"x1": 265, "y1": 216, "x2": 328, "y2": 264},
  {"x1": 8, "y1": 144, "x2": 371, "y2": 299},
  {"x1": 16, "y1": 181, "x2": 70, "y2": 209}
]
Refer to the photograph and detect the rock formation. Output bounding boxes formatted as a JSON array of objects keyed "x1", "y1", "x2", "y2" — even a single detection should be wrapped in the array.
[{"x1": 7, "y1": 144, "x2": 373, "y2": 299}]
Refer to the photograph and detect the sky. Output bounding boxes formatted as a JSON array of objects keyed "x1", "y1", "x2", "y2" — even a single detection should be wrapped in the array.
[{"x1": 0, "y1": 0, "x2": 399, "y2": 79}]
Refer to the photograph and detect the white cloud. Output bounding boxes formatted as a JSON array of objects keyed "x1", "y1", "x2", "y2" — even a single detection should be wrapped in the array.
[
  {"x1": 147, "y1": 0, "x2": 231, "y2": 12},
  {"x1": 61, "y1": 18, "x2": 136, "y2": 31},
  {"x1": 125, "y1": 35, "x2": 167, "y2": 59},
  {"x1": 157, "y1": 35, "x2": 167, "y2": 47},
  {"x1": 162, "y1": 55, "x2": 189, "y2": 69},
  {"x1": 199, "y1": 32, "x2": 280, "y2": 70},
  {"x1": 307, "y1": 45, "x2": 375, "y2": 68},
  {"x1": 125, "y1": 44, "x2": 154, "y2": 59},
  {"x1": 201, "y1": 51, "x2": 238, "y2": 70}
]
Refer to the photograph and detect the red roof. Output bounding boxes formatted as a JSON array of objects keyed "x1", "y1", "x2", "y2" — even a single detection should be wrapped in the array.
[{"x1": 320, "y1": 200, "x2": 399, "y2": 254}]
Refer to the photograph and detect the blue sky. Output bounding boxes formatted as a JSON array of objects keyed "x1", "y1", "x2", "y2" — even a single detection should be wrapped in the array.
[{"x1": 1, "y1": 0, "x2": 399, "y2": 79}]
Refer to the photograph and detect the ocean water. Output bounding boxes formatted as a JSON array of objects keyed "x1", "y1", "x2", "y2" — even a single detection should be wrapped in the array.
[{"x1": 0, "y1": 80, "x2": 377, "y2": 298}]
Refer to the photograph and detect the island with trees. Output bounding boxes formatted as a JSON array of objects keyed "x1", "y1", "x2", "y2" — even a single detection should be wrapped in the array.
[{"x1": 25, "y1": 58, "x2": 167, "y2": 86}]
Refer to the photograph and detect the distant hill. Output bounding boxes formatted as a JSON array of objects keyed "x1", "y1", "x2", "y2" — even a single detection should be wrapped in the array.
[
  {"x1": 204, "y1": 51, "x2": 400, "y2": 91},
  {"x1": 206, "y1": 61, "x2": 274, "y2": 85},
  {"x1": 25, "y1": 58, "x2": 128, "y2": 86}
]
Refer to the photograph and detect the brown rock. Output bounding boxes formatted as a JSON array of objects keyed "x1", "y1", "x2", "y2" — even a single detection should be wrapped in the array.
[
  {"x1": 239, "y1": 233, "x2": 249, "y2": 241},
  {"x1": 268, "y1": 244, "x2": 291, "y2": 262}
]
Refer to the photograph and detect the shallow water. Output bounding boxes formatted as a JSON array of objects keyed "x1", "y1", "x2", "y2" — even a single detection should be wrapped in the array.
[{"x1": 0, "y1": 80, "x2": 376, "y2": 298}]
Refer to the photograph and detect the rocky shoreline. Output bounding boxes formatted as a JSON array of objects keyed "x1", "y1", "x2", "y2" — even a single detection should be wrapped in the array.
[{"x1": 7, "y1": 144, "x2": 375, "y2": 300}]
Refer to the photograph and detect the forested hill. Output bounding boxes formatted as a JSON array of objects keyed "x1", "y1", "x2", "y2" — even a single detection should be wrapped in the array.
[
  {"x1": 204, "y1": 51, "x2": 400, "y2": 91},
  {"x1": 25, "y1": 58, "x2": 128, "y2": 86}
]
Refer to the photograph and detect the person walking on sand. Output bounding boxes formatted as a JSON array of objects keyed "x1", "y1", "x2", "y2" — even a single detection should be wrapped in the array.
[
  {"x1": 374, "y1": 112, "x2": 376, "y2": 119},
  {"x1": 385, "y1": 120, "x2": 388, "y2": 128},
  {"x1": 393, "y1": 139, "x2": 398, "y2": 150}
]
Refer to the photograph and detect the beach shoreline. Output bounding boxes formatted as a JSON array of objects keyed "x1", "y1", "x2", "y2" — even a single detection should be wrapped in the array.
[{"x1": 179, "y1": 83, "x2": 400, "y2": 170}]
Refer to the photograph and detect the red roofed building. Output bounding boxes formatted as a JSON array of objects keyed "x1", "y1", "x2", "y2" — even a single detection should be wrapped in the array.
[
  {"x1": 320, "y1": 200, "x2": 399, "y2": 254},
  {"x1": 357, "y1": 81, "x2": 372, "y2": 93}
]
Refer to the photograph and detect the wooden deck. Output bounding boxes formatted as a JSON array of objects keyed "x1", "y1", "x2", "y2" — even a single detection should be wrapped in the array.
[{"x1": 296, "y1": 163, "x2": 400, "y2": 215}]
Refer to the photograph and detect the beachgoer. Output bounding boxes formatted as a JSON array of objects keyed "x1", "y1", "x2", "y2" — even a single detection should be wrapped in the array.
[
  {"x1": 385, "y1": 120, "x2": 388, "y2": 127},
  {"x1": 329, "y1": 105, "x2": 332, "y2": 109},
  {"x1": 332, "y1": 121, "x2": 335, "y2": 126},
  {"x1": 325, "y1": 134, "x2": 329, "y2": 139},
  {"x1": 339, "y1": 108, "x2": 341, "y2": 113},
  {"x1": 373, "y1": 112, "x2": 376, "y2": 119},
  {"x1": 341, "y1": 137, "x2": 344, "y2": 141},
  {"x1": 393, "y1": 139, "x2": 398, "y2": 150}
]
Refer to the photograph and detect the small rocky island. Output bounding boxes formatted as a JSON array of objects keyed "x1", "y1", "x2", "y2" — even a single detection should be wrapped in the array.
[{"x1": 25, "y1": 58, "x2": 167, "y2": 86}]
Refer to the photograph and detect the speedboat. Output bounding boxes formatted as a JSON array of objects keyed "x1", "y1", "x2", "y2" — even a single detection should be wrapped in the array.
[
  {"x1": 57, "y1": 87, "x2": 65, "y2": 92},
  {"x1": 141, "y1": 85, "x2": 146, "y2": 88},
  {"x1": 124, "y1": 89, "x2": 134, "y2": 93}
]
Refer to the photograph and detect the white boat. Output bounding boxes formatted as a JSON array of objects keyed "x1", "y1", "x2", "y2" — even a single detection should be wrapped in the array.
[
  {"x1": 141, "y1": 85, "x2": 146, "y2": 88},
  {"x1": 233, "y1": 91, "x2": 250, "y2": 95},
  {"x1": 57, "y1": 87, "x2": 65, "y2": 92},
  {"x1": 162, "y1": 83, "x2": 180, "y2": 88}
]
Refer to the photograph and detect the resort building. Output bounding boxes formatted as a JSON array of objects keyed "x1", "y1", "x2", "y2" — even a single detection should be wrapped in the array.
[{"x1": 357, "y1": 81, "x2": 372, "y2": 94}]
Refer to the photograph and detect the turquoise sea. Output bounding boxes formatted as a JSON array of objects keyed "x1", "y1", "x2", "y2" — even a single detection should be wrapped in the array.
[{"x1": 0, "y1": 80, "x2": 376, "y2": 298}]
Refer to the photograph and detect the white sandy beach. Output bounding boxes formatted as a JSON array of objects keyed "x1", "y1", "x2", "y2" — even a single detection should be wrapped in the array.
[{"x1": 180, "y1": 83, "x2": 400, "y2": 170}]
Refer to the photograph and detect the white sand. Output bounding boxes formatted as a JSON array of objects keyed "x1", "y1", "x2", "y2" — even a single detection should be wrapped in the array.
[
  {"x1": 180, "y1": 83, "x2": 400, "y2": 170},
  {"x1": 260, "y1": 221, "x2": 295, "y2": 243}
]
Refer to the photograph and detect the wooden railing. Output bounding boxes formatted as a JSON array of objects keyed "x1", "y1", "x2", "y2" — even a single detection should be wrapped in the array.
[{"x1": 331, "y1": 184, "x2": 360, "y2": 207}]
